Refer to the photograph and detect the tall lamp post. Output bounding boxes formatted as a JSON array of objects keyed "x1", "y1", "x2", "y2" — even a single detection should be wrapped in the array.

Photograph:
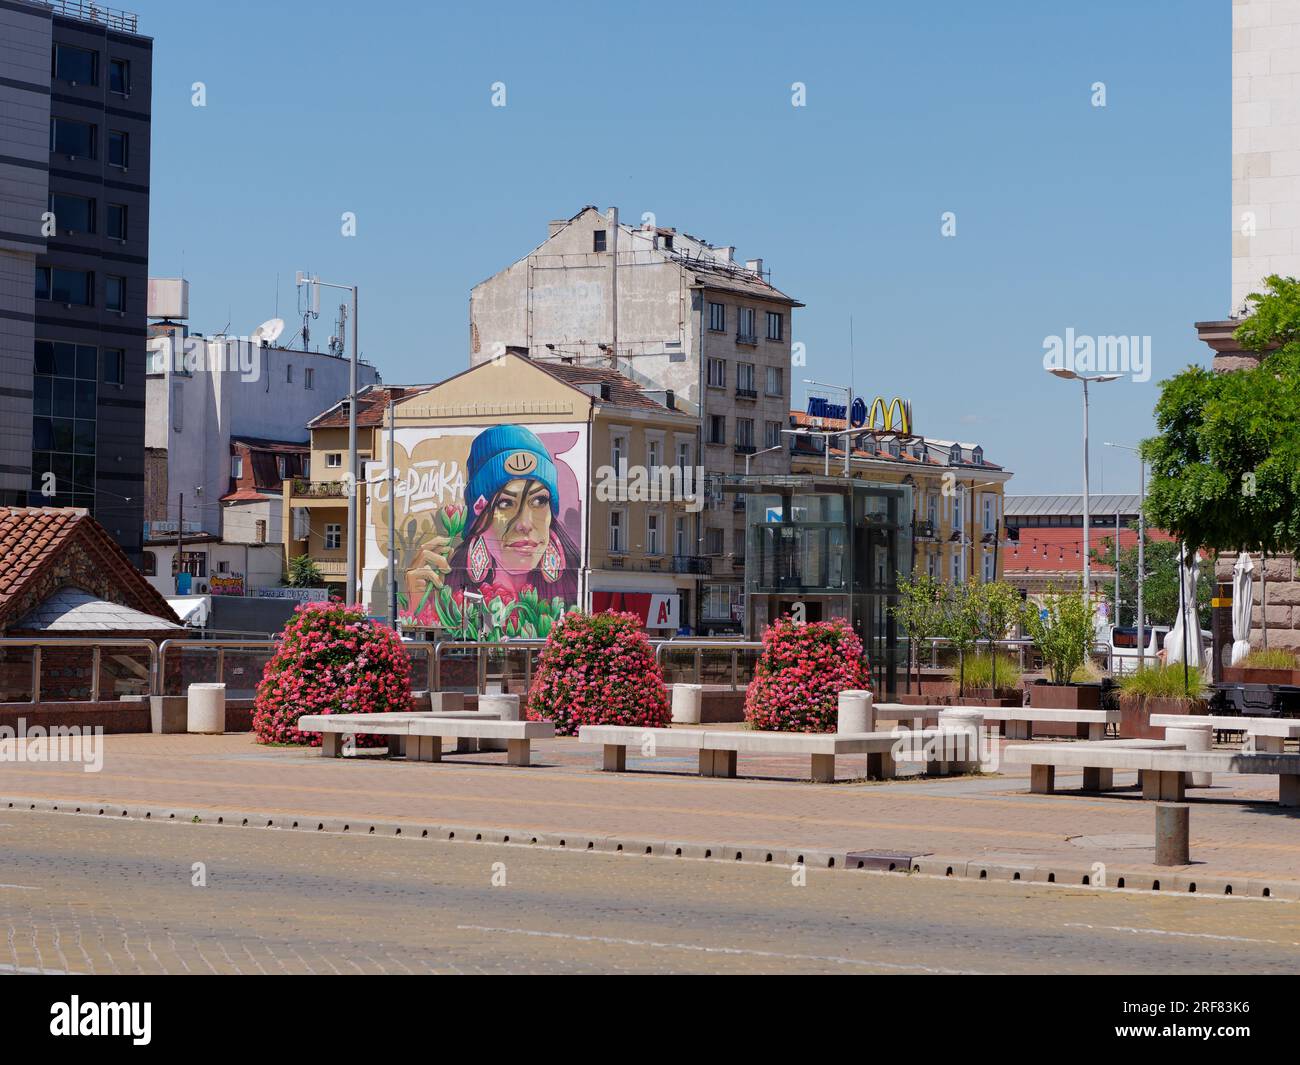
[
  {"x1": 803, "y1": 379, "x2": 855, "y2": 476},
  {"x1": 745, "y1": 443, "x2": 784, "y2": 476},
  {"x1": 1106, "y1": 441, "x2": 1147, "y2": 667},
  {"x1": 298, "y1": 273, "x2": 359, "y2": 605},
  {"x1": 1046, "y1": 368, "x2": 1120, "y2": 610}
]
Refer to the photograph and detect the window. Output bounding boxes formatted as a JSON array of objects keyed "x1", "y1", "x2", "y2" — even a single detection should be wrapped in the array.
[
  {"x1": 141, "y1": 551, "x2": 156, "y2": 577},
  {"x1": 611, "y1": 433, "x2": 627, "y2": 471},
  {"x1": 106, "y1": 275, "x2": 125, "y2": 312},
  {"x1": 647, "y1": 512, "x2": 662, "y2": 556},
  {"x1": 738, "y1": 308, "x2": 756, "y2": 343},
  {"x1": 305, "y1": 368, "x2": 314, "y2": 389},
  {"x1": 326, "y1": 453, "x2": 342, "y2": 469},
  {"x1": 736, "y1": 363, "x2": 755, "y2": 394},
  {"x1": 765, "y1": 420, "x2": 783, "y2": 449},
  {"x1": 983, "y1": 495, "x2": 996, "y2": 534},
  {"x1": 609, "y1": 510, "x2": 624, "y2": 553},
  {"x1": 766, "y1": 365, "x2": 783, "y2": 397},
  {"x1": 593, "y1": 230, "x2": 607, "y2": 253},
  {"x1": 108, "y1": 130, "x2": 128, "y2": 168},
  {"x1": 50, "y1": 193, "x2": 95, "y2": 234},
  {"x1": 675, "y1": 515, "x2": 688, "y2": 557},
  {"x1": 50, "y1": 118, "x2": 96, "y2": 158},
  {"x1": 983, "y1": 550, "x2": 995, "y2": 583},
  {"x1": 708, "y1": 414, "x2": 726, "y2": 445},
  {"x1": 37, "y1": 267, "x2": 94, "y2": 306},
  {"x1": 173, "y1": 552, "x2": 208, "y2": 579},
  {"x1": 676, "y1": 440, "x2": 691, "y2": 470},
  {"x1": 325, "y1": 524, "x2": 342, "y2": 551},
  {"x1": 927, "y1": 493, "x2": 938, "y2": 527},
  {"x1": 707, "y1": 357, "x2": 726, "y2": 388},
  {"x1": 766, "y1": 311, "x2": 784, "y2": 341},
  {"x1": 53, "y1": 45, "x2": 97, "y2": 85},
  {"x1": 102, "y1": 348, "x2": 125, "y2": 385},
  {"x1": 951, "y1": 552, "x2": 961, "y2": 583},
  {"x1": 109, "y1": 58, "x2": 131, "y2": 95},
  {"x1": 704, "y1": 528, "x2": 725, "y2": 556},
  {"x1": 255, "y1": 519, "x2": 267, "y2": 544},
  {"x1": 232, "y1": 455, "x2": 244, "y2": 480},
  {"x1": 277, "y1": 456, "x2": 290, "y2": 480},
  {"x1": 106, "y1": 203, "x2": 127, "y2": 240},
  {"x1": 708, "y1": 302, "x2": 726, "y2": 332},
  {"x1": 736, "y1": 418, "x2": 754, "y2": 448},
  {"x1": 31, "y1": 340, "x2": 98, "y2": 510},
  {"x1": 646, "y1": 437, "x2": 661, "y2": 470},
  {"x1": 286, "y1": 364, "x2": 294, "y2": 384}
]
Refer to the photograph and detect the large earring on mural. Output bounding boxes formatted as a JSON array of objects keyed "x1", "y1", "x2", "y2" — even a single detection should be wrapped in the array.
[
  {"x1": 468, "y1": 536, "x2": 492, "y2": 584},
  {"x1": 541, "y1": 533, "x2": 565, "y2": 584}
]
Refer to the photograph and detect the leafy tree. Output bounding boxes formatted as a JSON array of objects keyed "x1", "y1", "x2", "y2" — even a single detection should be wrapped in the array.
[
  {"x1": 1022, "y1": 584, "x2": 1093, "y2": 685},
  {"x1": 285, "y1": 553, "x2": 325, "y2": 589},
  {"x1": 1089, "y1": 529, "x2": 1212, "y2": 629},
  {"x1": 940, "y1": 581, "x2": 982, "y2": 697},
  {"x1": 891, "y1": 571, "x2": 947, "y2": 693},
  {"x1": 971, "y1": 581, "x2": 1023, "y2": 693}
]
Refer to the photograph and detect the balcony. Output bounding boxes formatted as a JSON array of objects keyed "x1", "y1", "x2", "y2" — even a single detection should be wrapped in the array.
[
  {"x1": 673, "y1": 555, "x2": 713, "y2": 575},
  {"x1": 290, "y1": 479, "x2": 347, "y2": 500},
  {"x1": 734, "y1": 444, "x2": 757, "y2": 456},
  {"x1": 913, "y1": 519, "x2": 937, "y2": 541},
  {"x1": 734, "y1": 387, "x2": 758, "y2": 400},
  {"x1": 736, "y1": 333, "x2": 758, "y2": 346}
]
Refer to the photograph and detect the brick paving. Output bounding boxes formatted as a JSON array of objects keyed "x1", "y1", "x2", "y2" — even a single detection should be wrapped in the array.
[{"x1": 1, "y1": 729, "x2": 1299, "y2": 890}]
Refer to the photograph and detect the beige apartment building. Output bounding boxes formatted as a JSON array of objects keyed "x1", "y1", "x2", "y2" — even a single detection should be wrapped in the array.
[
  {"x1": 285, "y1": 355, "x2": 700, "y2": 635},
  {"x1": 469, "y1": 205, "x2": 802, "y2": 632}
]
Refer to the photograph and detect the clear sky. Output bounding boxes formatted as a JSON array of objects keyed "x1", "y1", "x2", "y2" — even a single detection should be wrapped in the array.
[{"x1": 136, "y1": 0, "x2": 1227, "y2": 494}]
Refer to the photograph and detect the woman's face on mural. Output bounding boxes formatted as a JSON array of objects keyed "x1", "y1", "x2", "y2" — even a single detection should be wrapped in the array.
[{"x1": 482, "y1": 478, "x2": 553, "y2": 576}]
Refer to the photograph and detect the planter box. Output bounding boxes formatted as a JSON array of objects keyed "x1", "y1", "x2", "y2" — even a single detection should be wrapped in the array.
[
  {"x1": 1119, "y1": 694, "x2": 1207, "y2": 739},
  {"x1": 1221, "y1": 666, "x2": 1300, "y2": 686},
  {"x1": 1029, "y1": 683, "x2": 1102, "y2": 737}
]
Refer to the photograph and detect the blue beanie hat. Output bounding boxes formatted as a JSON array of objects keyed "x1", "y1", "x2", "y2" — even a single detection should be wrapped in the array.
[{"x1": 467, "y1": 424, "x2": 560, "y2": 519}]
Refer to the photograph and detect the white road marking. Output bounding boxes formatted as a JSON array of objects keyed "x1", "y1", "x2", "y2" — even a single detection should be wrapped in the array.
[
  {"x1": 1065, "y1": 922, "x2": 1300, "y2": 948},
  {"x1": 0, "y1": 963, "x2": 68, "y2": 975},
  {"x1": 0, "y1": 884, "x2": 38, "y2": 891},
  {"x1": 457, "y1": 924, "x2": 990, "y2": 974}
]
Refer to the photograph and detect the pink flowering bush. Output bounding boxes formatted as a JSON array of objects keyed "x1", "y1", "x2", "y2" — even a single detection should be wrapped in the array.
[
  {"x1": 253, "y1": 603, "x2": 413, "y2": 746},
  {"x1": 525, "y1": 611, "x2": 670, "y2": 736},
  {"x1": 744, "y1": 618, "x2": 873, "y2": 733}
]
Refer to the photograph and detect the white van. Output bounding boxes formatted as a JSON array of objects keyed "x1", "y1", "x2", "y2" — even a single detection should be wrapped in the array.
[{"x1": 1106, "y1": 624, "x2": 1210, "y2": 674}]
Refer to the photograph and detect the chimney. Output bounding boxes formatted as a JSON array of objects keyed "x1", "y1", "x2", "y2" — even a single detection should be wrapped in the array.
[
  {"x1": 746, "y1": 258, "x2": 764, "y2": 278},
  {"x1": 665, "y1": 389, "x2": 675, "y2": 410}
]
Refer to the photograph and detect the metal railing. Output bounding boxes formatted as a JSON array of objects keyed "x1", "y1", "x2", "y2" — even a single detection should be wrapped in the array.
[
  {"x1": 654, "y1": 639, "x2": 763, "y2": 691},
  {"x1": 432, "y1": 640, "x2": 547, "y2": 694},
  {"x1": 913, "y1": 637, "x2": 1115, "y2": 675},
  {"x1": 40, "y1": 0, "x2": 140, "y2": 33},
  {"x1": 0, "y1": 638, "x2": 157, "y2": 704}
]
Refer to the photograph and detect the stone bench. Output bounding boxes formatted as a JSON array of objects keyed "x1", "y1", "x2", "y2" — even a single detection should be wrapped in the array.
[
  {"x1": 1004, "y1": 740, "x2": 1300, "y2": 806},
  {"x1": 578, "y1": 724, "x2": 979, "y2": 783},
  {"x1": 1150, "y1": 714, "x2": 1300, "y2": 753},
  {"x1": 298, "y1": 713, "x2": 552, "y2": 767},
  {"x1": 875, "y1": 704, "x2": 1117, "y2": 740}
]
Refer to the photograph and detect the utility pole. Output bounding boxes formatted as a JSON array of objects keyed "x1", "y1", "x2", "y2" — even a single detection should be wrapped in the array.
[
  {"x1": 1114, "y1": 510, "x2": 1121, "y2": 627},
  {"x1": 387, "y1": 397, "x2": 398, "y2": 630},
  {"x1": 609, "y1": 207, "x2": 619, "y2": 369},
  {"x1": 176, "y1": 492, "x2": 183, "y2": 593}
]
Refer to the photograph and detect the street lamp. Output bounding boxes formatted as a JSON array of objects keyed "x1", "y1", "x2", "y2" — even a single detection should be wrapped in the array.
[
  {"x1": 803, "y1": 379, "x2": 855, "y2": 476},
  {"x1": 1106, "y1": 441, "x2": 1147, "y2": 667},
  {"x1": 298, "y1": 273, "x2": 359, "y2": 606},
  {"x1": 1046, "y1": 368, "x2": 1120, "y2": 609},
  {"x1": 745, "y1": 444, "x2": 784, "y2": 475}
]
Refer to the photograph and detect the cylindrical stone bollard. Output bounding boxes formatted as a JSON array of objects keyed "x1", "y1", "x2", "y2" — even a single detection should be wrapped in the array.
[
  {"x1": 478, "y1": 693, "x2": 520, "y2": 751},
  {"x1": 1165, "y1": 720, "x2": 1213, "y2": 787},
  {"x1": 672, "y1": 684, "x2": 704, "y2": 725},
  {"x1": 937, "y1": 708, "x2": 985, "y2": 774},
  {"x1": 1155, "y1": 803, "x2": 1190, "y2": 866},
  {"x1": 186, "y1": 683, "x2": 226, "y2": 735},
  {"x1": 836, "y1": 690, "x2": 874, "y2": 734}
]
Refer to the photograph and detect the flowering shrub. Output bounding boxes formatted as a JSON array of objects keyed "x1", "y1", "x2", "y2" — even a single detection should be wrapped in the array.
[
  {"x1": 525, "y1": 611, "x2": 670, "y2": 736},
  {"x1": 253, "y1": 603, "x2": 413, "y2": 746},
  {"x1": 744, "y1": 618, "x2": 873, "y2": 733}
]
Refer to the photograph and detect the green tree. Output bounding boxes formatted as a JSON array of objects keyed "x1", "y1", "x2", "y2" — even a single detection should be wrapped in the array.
[
  {"x1": 941, "y1": 580, "x2": 982, "y2": 697},
  {"x1": 971, "y1": 581, "x2": 1023, "y2": 693},
  {"x1": 1089, "y1": 529, "x2": 1212, "y2": 629},
  {"x1": 285, "y1": 553, "x2": 325, "y2": 589},
  {"x1": 1022, "y1": 584, "x2": 1093, "y2": 686},
  {"x1": 891, "y1": 571, "x2": 947, "y2": 693}
]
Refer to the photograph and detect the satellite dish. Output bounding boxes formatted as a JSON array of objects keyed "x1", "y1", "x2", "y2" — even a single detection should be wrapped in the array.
[{"x1": 252, "y1": 317, "x2": 285, "y2": 346}]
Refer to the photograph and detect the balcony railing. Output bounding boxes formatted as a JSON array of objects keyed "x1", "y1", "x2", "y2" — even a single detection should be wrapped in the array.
[
  {"x1": 40, "y1": 0, "x2": 140, "y2": 33},
  {"x1": 736, "y1": 333, "x2": 758, "y2": 346},
  {"x1": 290, "y1": 479, "x2": 347, "y2": 499},
  {"x1": 734, "y1": 444, "x2": 757, "y2": 456},
  {"x1": 913, "y1": 519, "x2": 937, "y2": 540},
  {"x1": 734, "y1": 387, "x2": 758, "y2": 400},
  {"x1": 672, "y1": 555, "x2": 713, "y2": 575}
]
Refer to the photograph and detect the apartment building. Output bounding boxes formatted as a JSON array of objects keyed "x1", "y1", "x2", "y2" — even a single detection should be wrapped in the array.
[
  {"x1": 0, "y1": 0, "x2": 152, "y2": 554},
  {"x1": 469, "y1": 205, "x2": 802, "y2": 632}
]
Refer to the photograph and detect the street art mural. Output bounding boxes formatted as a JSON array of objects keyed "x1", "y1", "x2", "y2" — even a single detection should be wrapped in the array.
[{"x1": 367, "y1": 423, "x2": 586, "y2": 640}]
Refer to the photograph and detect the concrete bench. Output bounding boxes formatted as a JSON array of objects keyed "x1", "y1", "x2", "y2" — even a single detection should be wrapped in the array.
[
  {"x1": 578, "y1": 724, "x2": 981, "y2": 783},
  {"x1": 876, "y1": 703, "x2": 1117, "y2": 740},
  {"x1": 1004, "y1": 740, "x2": 1300, "y2": 806},
  {"x1": 1150, "y1": 714, "x2": 1300, "y2": 752},
  {"x1": 298, "y1": 713, "x2": 552, "y2": 767}
]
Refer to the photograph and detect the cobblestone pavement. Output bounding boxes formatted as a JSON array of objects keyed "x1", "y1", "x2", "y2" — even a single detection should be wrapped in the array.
[
  {"x1": 1, "y1": 733, "x2": 1298, "y2": 889},
  {"x1": 3, "y1": 811, "x2": 1300, "y2": 974}
]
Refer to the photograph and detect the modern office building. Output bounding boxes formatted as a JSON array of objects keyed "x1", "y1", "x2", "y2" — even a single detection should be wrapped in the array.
[
  {"x1": 0, "y1": 0, "x2": 152, "y2": 555},
  {"x1": 469, "y1": 206, "x2": 802, "y2": 632}
]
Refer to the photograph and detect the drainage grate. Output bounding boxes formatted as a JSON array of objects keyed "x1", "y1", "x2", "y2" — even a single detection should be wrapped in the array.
[{"x1": 845, "y1": 850, "x2": 931, "y2": 871}]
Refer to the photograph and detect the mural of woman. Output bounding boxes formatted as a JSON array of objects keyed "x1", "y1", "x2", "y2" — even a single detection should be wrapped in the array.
[{"x1": 404, "y1": 424, "x2": 579, "y2": 639}]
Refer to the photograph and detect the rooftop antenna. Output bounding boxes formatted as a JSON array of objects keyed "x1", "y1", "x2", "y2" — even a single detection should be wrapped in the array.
[
  {"x1": 330, "y1": 302, "x2": 348, "y2": 358},
  {"x1": 252, "y1": 317, "x2": 285, "y2": 347},
  {"x1": 297, "y1": 275, "x2": 319, "y2": 351}
]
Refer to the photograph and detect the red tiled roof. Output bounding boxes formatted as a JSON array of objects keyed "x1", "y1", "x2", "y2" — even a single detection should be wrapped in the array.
[
  {"x1": 533, "y1": 360, "x2": 677, "y2": 412},
  {"x1": 1000, "y1": 526, "x2": 1177, "y2": 575},
  {"x1": 0, "y1": 508, "x2": 180, "y2": 631}
]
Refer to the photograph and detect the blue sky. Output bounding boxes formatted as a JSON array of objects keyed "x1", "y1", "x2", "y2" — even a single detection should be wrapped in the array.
[{"x1": 138, "y1": 0, "x2": 1227, "y2": 493}]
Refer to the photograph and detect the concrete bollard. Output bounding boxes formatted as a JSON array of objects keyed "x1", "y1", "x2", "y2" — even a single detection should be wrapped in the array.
[
  {"x1": 1155, "y1": 803, "x2": 1190, "y2": 866},
  {"x1": 937, "y1": 708, "x2": 984, "y2": 775},
  {"x1": 836, "y1": 690, "x2": 874, "y2": 734},
  {"x1": 672, "y1": 684, "x2": 704, "y2": 725},
  {"x1": 1165, "y1": 720, "x2": 1213, "y2": 788},
  {"x1": 478, "y1": 693, "x2": 520, "y2": 751},
  {"x1": 186, "y1": 683, "x2": 226, "y2": 735}
]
